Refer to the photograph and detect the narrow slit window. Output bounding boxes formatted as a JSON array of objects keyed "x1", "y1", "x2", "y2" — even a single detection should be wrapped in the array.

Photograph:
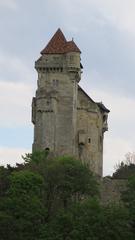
[{"x1": 53, "y1": 79, "x2": 59, "y2": 87}]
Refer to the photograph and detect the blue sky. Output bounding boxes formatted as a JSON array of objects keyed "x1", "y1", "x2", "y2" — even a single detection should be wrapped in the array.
[{"x1": 0, "y1": 0, "x2": 135, "y2": 175}]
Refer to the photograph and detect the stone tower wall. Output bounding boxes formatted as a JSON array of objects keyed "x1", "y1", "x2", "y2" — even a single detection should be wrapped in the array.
[
  {"x1": 32, "y1": 52, "x2": 81, "y2": 156},
  {"x1": 77, "y1": 88, "x2": 104, "y2": 176}
]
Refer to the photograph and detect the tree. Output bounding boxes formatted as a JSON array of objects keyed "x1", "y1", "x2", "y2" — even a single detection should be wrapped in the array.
[
  {"x1": 0, "y1": 152, "x2": 99, "y2": 239},
  {"x1": 0, "y1": 166, "x2": 11, "y2": 197},
  {"x1": 24, "y1": 152, "x2": 99, "y2": 220},
  {"x1": 40, "y1": 199, "x2": 133, "y2": 240},
  {"x1": 113, "y1": 152, "x2": 135, "y2": 179},
  {"x1": 122, "y1": 175, "x2": 135, "y2": 233},
  {"x1": 1, "y1": 151, "x2": 134, "y2": 239},
  {"x1": 0, "y1": 170, "x2": 46, "y2": 240},
  {"x1": 0, "y1": 163, "x2": 25, "y2": 197}
]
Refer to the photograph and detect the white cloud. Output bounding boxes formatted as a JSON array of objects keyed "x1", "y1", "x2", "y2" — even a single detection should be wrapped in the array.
[
  {"x1": 0, "y1": 51, "x2": 36, "y2": 127},
  {"x1": 0, "y1": 146, "x2": 30, "y2": 166},
  {"x1": 0, "y1": 0, "x2": 18, "y2": 10},
  {"x1": 0, "y1": 52, "x2": 35, "y2": 83},
  {"x1": 53, "y1": 0, "x2": 135, "y2": 35},
  {"x1": 0, "y1": 81, "x2": 34, "y2": 127},
  {"x1": 93, "y1": 0, "x2": 135, "y2": 34},
  {"x1": 87, "y1": 86, "x2": 135, "y2": 125},
  {"x1": 81, "y1": 70, "x2": 135, "y2": 127},
  {"x1": 104, "y1": 136, "x2": 134, "y2": 176}
]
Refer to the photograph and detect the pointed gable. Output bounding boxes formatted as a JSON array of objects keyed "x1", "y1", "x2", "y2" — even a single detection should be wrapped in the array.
[
  {"x1": 41, "y1": 28, "x2": 81, "y2": 54},
  {"x1": 66, "y1": 41, "x2": 81, "y2": 53},
  {"x1": 78, "y1": 86, "x2": 110, "y2": 113}
]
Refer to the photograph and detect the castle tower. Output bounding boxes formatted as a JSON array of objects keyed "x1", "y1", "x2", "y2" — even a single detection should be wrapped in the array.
[
  {"x1": 32, "y1": 29, "x2": 81, "y2": 156},
  {"x1": 32, "y1": 29, "x2": 109, "y2": 176}
]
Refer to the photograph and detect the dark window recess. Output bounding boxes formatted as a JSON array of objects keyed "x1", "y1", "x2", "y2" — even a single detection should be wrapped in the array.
[
  {"x1": 53, "y1": 79, "x2": 59, "y2": 87},
  {"x1": 70, "y1": 56, "x2": 74, "y2": 62},
  {"x1": 103, "y1": 115, "x2": 107, "y2": 123},
  {"x1": 53, "y1": 57, "x2": 59, "y2": 61},
  {"x1": 45, "y1": 147, "x2": 50, "y2": 152},
  {"x1": 88, "y1": 138, "x2": 91, "y2": 143}
]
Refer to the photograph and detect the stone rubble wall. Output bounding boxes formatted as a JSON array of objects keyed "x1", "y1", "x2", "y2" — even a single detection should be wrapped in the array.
[{"x1": 100, "y1": 177, "x2": 127, "y2": 204}]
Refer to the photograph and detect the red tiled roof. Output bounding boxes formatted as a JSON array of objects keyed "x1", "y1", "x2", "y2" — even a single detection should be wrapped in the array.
[
  {"x1": 41, "y1": 28, "x2": 81, "y2": 54},
  {"x1": 65, "y1": 41, "x2": 81, "y2": 53}
]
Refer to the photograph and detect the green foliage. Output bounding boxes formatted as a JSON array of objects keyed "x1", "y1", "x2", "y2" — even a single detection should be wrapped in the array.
[
  {"x1": 113, "y1": 152, "x2": 135, "y2": 179},
  {"x1": 0, "y1": 166, "x2": 10, "y2": 197},
  {"x1": 24, "y1": 153, "x2": 99, "y2": 219},
  {"x1": 113, "y1": 162, "x2": 135, "y2": 179},
  {"x1": 22, "y1": 150, "x2": 49, "y2": 164},
  {"x1": 0, "y1": 151, "x2": 135, "y2": 239},
  {"x1": 42, "y1": 155, "x2": 99, "y2": 203},
  {"x1": 40, "y1": 200, "x2": 133, "y2": 240},
  {"x1": 9, "y1": 170, "x2": 43, "y2": 196},
  {"x1": 0, "y1": 170, "x2": 45, "y2": 240},
  {"x1": 122, "y1": 175, "x2": 135, "y2": 232},
  {"x1": 122, "y1": 175, "x2": 135, "y2": 203}
]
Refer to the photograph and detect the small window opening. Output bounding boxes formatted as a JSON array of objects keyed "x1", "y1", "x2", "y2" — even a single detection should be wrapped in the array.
[
  {"x1": 53, "y1": 57, "x2": 59, "y2": 61},
  {"x1": 88, "y1": 138, "x2": 91, "y2": 143},
  {"x1": 103, "y1": 114, "x2": 107, "y2": 123},
  {"x1": 45, "y1": 147, "x2": 50, "y2": 152},
  {"x1": 70, "y1": 55, "x2": 74, "y2": 63},
  {"x1": 53, "y1": 79, "x2": 59, "y2": 87}
]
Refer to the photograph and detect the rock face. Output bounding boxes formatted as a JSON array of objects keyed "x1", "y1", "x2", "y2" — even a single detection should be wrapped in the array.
[{"x1": 32, "y1": 29, "x2": 109, "y2": 177}]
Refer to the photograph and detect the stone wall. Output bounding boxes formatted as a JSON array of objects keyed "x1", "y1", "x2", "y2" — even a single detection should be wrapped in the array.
[
  {"x1": 100, "y1": 177, "x2": 127, "y2": 204},
  {"x1": 77, "y1": 88, "x2": 104, "y2": 176}
]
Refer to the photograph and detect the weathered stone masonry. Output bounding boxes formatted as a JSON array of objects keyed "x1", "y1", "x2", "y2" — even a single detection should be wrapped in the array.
[{"x1": 32, "y1": 29, "x2": 110, "y2": 177}]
